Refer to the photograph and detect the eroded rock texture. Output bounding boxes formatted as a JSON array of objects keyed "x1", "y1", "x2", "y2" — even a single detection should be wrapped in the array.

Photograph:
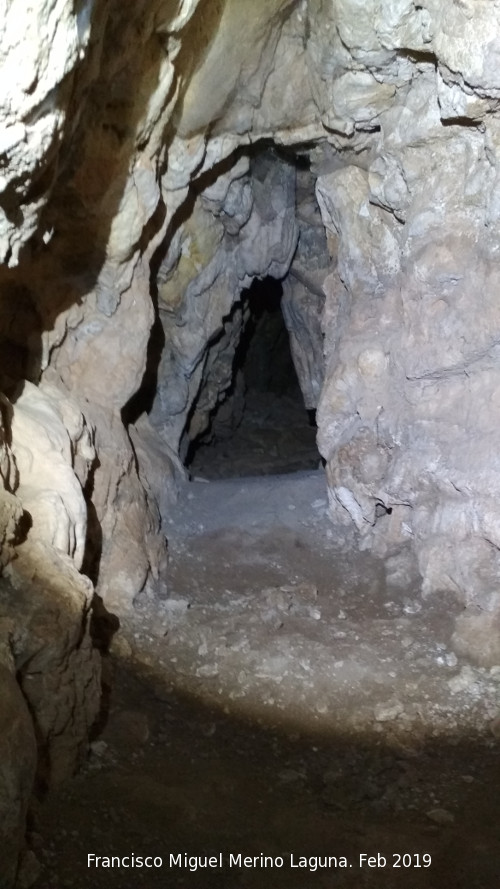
[
  {"x1": 151, "y1": 150, "x2": 300, "y2": 459},
  {"x1": 3, "y1": 0, "x2": 500, "y2": 881}
]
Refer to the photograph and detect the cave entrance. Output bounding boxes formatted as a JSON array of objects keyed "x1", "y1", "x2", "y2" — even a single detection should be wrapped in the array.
[{"x1": 186, "y1": 276, "x2": 320, "y2": 479}]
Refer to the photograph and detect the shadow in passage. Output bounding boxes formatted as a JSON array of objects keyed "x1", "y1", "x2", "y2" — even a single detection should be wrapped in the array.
[
  {"x1": 33, "y1": 658, "x2": 500, "y2": 889},
  {"x1": 186, "y1": 276, "x2": 320, "y2": 479}
]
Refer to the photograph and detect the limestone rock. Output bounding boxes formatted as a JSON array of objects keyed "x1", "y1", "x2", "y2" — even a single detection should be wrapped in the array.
[
  {"x1": 281, "y1": 166, "x2": 329, "y2": 411},
  {"x1": 86, "y1": 406, "x2": 168, "y2": 611},
  {"x1": 0, "y1": 542, "x2": 99, "y2": 882},
  {"x1": 452, "y1": 609, "x2": 500, "y2": 669},
  {"x1": 0, "y1": 663, "x2": 37, "y2": 889},
  {"x1": 0, "y1": 0, "x2": 92, "y2": 265},
  {"x1": 177, "y1": 0, "x2": 299, "y2": 138},
  {"x1": 0, "y1": 489, "x2": 23, "y2": 571},
  {"x1": 53, "y1": 258, "x2": 155, "y2": 411},
  {"x1": 151, "y1": 151, "x2": 299, "y2": 459},
  {"x1": 10, "y1": 382, "x2": 93, "y2": 570},
  {"x1": 129, "y1": 414, "x2": 186, "y2": 520},
  {"x1": 4, "y1": 543, "x2": 101, "y2": 784}
]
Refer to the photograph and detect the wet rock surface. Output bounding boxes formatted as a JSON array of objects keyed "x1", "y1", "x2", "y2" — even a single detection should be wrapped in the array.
[{"x1": 32, "y1": 471, "x2": 500, "y2": 889}]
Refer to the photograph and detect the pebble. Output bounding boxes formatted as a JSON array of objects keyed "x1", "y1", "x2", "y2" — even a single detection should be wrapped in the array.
[
  {"x1": 489, "y1": 714, "x2": 500, "y2": 739},
  {"x1": 426, "y1": 808, "x2": 455, "y2": 826},
  {"x1": 89, "y1": 740, "x2": 108, "y2": 758},
  {"x1": 151, "y1": 621, "x2": 170, "y2": 638},
  {"x1": 16, "y1": 850, "x2": 41, "y2": 889},
  {"x1": 374, "y1": 700, "x2": 404, "y2": 722},
  {"x1": 196, "y1": 664, "x2": 219, "y2": 677},
  {"x1": 109, "y1": 633, "x2": 133, "y2": 659},
  {"x1": 403, "y1": 599, "x2": 422, "y2": 615},
  {"x1": 160, "y1": 598, "x2": 191, "y2": 620},
  {"x1": 278, "y1": 768, "x2": 305, "y2": 784},
  {"x1": 448, "y1": 665, "x2": 480, "y2": 694},
  {"x1": 436, "y1": 652, "x2": 458, "y2": 667}
]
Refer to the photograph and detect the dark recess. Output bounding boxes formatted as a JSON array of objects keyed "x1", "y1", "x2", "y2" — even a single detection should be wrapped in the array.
[{"x1": 186, "y1": 276, "x2": 319, "y2": 478}]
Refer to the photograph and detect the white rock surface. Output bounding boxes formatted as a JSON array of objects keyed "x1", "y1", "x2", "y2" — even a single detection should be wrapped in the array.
[{"x1": 10, "y1": 382, "x2": 93, "y2": 570}]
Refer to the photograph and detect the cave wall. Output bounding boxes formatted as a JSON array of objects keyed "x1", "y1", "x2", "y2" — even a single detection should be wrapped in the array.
[
  {"x1": 309, "y1": 2, "x2": 500, "y2": 666},
  {"x1": 150, "y1": 150, "x2": 301, "y2": 460},
  {"x1": 2, "y1": 0, "x2": 500, "y2": 881}
]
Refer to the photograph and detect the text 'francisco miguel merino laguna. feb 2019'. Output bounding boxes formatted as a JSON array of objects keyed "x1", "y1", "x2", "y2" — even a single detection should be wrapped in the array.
[{"x1": 87, "y1": 852, "x2": 433, "y2": 872}]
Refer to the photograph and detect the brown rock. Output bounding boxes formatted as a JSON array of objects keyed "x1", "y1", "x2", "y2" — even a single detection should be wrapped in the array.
[{"x1": 0, "y1": 665, "x2": 37, "y2": 889}]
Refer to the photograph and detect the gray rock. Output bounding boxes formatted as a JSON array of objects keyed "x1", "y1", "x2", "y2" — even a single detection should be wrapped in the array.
[{"x1": 426, "y1": 808, "x2": 455, "y2": 826}]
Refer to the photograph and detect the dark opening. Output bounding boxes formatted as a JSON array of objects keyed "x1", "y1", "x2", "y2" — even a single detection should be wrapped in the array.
[{"x1": 186, "y1": 276, "x2": 320, "y2": 479}]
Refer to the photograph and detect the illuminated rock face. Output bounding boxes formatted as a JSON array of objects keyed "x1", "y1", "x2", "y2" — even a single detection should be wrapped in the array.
[{"x1": 3, "y1": 0, "x2": 500, "y2": 879}]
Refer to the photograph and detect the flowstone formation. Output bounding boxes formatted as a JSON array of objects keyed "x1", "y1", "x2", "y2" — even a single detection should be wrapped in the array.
[{"x1": 2, "y1": 0, "x2": 500, "y2": 882}]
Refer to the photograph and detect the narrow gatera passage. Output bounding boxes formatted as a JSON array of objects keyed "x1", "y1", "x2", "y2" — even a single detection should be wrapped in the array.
[{"x1": 186, "y1": 276, "x2": 320, "y2": 479}]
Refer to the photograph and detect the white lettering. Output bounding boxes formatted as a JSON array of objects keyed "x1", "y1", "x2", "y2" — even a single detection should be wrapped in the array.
[
  {"x1": 228, "y1": 853, "x2": 283, "y2": 868},
  {"x1": 86, "y1": 853, "x2": 163, "y2": 868},
  {"x1": 290, "y1": 855, "x2": 348, "y2": 871}
]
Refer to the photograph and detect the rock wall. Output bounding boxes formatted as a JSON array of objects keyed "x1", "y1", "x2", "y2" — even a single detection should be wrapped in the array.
[
  {"x1": 309, "y1": 3, "x2": 500, "y2": 666},
  {"x1": 150, "y1": 150, "x2": 300, "y2": 460},
  {"x1": 3, "y1": 0, "x2": 500, "y2": 881},
  {"x1": 0, "y1": 385, "x2": 100, "y2": 886}
]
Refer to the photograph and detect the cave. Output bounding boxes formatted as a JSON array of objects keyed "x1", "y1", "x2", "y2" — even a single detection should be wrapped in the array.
[
  {"x1": 185, "y1": 275, "x2": 320, "y2": 478},
  {"x1": 1, "y1": 2, "x2": 500, "y2": 888}
]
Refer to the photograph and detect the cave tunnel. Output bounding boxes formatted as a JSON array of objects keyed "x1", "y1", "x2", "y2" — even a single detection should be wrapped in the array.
[
  {"x1": 4, "y1": 2, "x2": 500, "y2": 883},
  {"x1": 185, "y1": 275, "x2": 320, "y2": 479}
]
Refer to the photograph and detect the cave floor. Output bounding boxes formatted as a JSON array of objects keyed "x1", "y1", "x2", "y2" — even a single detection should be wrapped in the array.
[
  {"x1": 187, "y1": 388, "x2": 320, "y2": 479},
  {"x1": 33, "y1": 471, "x2": 500, "y2": 889}
]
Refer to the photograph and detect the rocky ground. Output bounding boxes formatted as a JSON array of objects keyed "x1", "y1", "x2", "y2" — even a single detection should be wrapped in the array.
[
  {"x1": 31, "y1": 424, "x2": 500, "y2": 889},
  {"x1": 187, "y1": 385, "x2": 321, "y2": 480}
]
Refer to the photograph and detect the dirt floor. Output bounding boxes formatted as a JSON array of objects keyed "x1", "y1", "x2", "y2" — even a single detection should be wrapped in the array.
[
  {"x1": 186, "y1": 387, "x2": 320, "y2": 479},
  {"x1": 32, "y1": 468, "x2": 500, "y2": 889}
]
